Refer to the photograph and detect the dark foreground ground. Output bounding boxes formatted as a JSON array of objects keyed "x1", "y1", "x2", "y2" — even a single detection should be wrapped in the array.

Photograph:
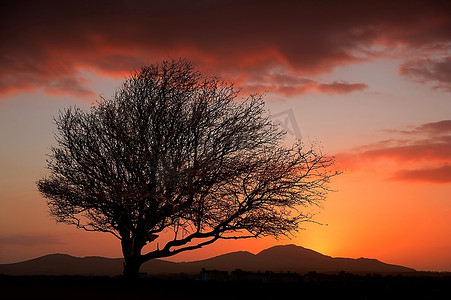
[{"x1": 1, "y1": 273, "x2": 450, "y2": 300}]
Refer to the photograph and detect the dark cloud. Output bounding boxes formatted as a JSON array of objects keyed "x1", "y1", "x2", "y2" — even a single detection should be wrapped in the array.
[
  {"x1": 1, "y1": 0, "x2": 450, "y2": 97},
  {"x1": 413, "y1": 120, "x2": 451, "y2": 135},
  {"x1": 399, "y1": 57, "x2": 451, "y2": 92},
  {"x1": 244, "y1": 73, "x2": 367, "y2": 96},
  {"x1": 385, "y1": 120, "x2": 451, "y2": 137},
  {"x1": 391, "y1": 165, "x2": 451, "y2": 183},
  {"x1": 0, "y1": 234, "x2": 62, "y2": 246}
]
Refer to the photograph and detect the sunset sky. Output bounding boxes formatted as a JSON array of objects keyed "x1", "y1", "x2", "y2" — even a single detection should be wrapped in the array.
[{"x1": 1, "y1": 0, "x2": 450, "y2": 271}]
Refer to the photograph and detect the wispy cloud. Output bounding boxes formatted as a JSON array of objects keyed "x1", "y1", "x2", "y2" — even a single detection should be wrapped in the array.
[
  {"x1": 337, "y1": 120, "x2": 451, "y2": 184},
  {"x1": 391, "y1": 165, "x2": 451, "y2": 183},
  {"x1": 403, "y1": 120, "x2": 451, "y2": 136},
  {"x1": 361, "y1": 143, "x2": 451, "y2": 162},
  {"x1": 316, "y1": 81, "x2": 368, "y2": 94},
  {"x1": 243, "y1": 72, "x2": 367, "y2": 96}
]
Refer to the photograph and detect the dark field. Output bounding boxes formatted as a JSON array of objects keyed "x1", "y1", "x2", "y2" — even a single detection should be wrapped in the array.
[{"x1": 1, "y1": 273, "x2": 450, "y2": 300}]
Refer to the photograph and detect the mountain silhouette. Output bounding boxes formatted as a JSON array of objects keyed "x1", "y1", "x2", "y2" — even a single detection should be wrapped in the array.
[{"x1": 0, "y1": 244, "x2": 414, "y2": 276}]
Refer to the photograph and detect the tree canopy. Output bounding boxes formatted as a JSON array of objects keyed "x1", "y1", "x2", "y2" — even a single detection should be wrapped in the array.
[{"x1": 37, "y1": 59, "x2": 339, "y2": 278}]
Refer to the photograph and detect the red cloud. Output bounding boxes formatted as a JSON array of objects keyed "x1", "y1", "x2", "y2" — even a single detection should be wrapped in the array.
[
  {"x1": 336, "y1": 120, "x2": 451, "y2": 184},
  {"x1": 362, "y1": 143, "x2": 451, "y2": 162},
  {"x1": 1, "y1": 0, "x2": 450, "y2": 98},
  {"x1": 0, "y1": 51, "x2": 96, "y2": 98},
  {"x1": 391, "y1": 165, "x2": 451, "y2": 184},
  {"x1": 336, "y1": 141, "x2": 451, "y2": 172}
]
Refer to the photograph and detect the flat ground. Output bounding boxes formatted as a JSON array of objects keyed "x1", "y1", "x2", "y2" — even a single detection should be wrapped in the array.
[{"x1": 1, "y1": 273, "x2": 450, "y2": 300}]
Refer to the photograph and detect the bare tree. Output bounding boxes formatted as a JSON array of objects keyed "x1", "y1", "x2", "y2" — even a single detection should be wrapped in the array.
[{"x1": 37, "y1": 59, "x2": 339, "y2": 278}]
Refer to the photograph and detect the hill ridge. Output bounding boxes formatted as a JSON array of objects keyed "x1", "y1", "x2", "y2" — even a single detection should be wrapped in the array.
[{"x1": 0, "y1": 244, "x2": 415, "y2": 276}]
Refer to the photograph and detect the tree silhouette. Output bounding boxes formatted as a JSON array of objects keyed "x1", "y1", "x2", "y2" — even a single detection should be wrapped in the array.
[{"x1": 37, "y1": 59, "x2": 339, "y2": 278}]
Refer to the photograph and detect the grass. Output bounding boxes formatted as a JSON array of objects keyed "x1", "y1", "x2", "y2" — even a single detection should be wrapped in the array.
[{"x1": 1, "y1": 273, "x2": 450, "y2": 300}]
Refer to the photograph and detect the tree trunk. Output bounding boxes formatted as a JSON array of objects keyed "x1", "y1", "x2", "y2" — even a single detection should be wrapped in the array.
[
  {"x1": 121, "y1": 235, "x2": 145, "y2": 279},
  {"x1": 123, "y1": 256, "x2": 143, "y2": 279}
]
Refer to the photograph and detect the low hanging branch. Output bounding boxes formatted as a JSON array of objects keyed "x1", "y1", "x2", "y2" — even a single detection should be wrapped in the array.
[{"x1": 37, "y1": 59, "x2": 340, "y2": 278}]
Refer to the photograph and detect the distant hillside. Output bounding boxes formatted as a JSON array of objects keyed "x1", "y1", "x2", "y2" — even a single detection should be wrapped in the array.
[
  {"x1": 0, "y1": 244, "x2": 415, "y2": 276},
  {"x1": 0, "y1": 254, "x2": 178, "y2": 276},
  {"x1": 172, "y1": 245, "x2": 415, "y2": 274}
]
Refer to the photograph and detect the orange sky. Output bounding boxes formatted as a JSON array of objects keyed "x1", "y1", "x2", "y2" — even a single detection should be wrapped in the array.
[{"x1": 0, "y1": 0, "x2": 450, "y2": 271}]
